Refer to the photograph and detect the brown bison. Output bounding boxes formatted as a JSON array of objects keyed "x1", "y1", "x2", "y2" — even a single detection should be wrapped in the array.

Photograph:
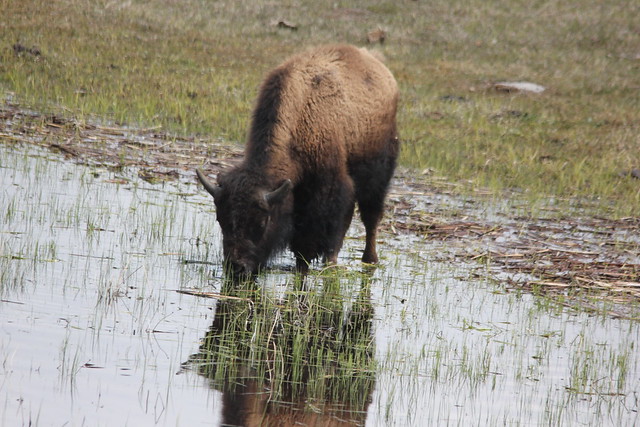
[{"x1": 196, "y1": 44, "x2": 399, "y2": 276}]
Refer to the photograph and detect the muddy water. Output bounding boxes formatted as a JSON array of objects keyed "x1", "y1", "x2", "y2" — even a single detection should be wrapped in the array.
[{"x1": 1, "y1": 143, "x2": 638, "y2": 426}]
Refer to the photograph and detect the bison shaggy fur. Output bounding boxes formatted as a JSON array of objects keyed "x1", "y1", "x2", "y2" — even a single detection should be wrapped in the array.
[{"x1": 197, "y1": 44, "x2": 399, "y2": 277}]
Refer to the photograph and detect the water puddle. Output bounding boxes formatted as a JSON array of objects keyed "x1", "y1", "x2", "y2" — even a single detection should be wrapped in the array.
[{"x1": 1, "y1": 143, "x2": 638, "y2": 425}]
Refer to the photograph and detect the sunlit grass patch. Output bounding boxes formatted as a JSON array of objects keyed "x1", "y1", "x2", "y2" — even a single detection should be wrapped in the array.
[{"x1": 1, "y1": 0, "x2": 638, "y2": 214}]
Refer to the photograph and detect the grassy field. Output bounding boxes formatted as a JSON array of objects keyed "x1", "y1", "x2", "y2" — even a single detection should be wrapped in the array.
[{"x1": 1, "y1": 0, "x2": 638, "y2": 215}]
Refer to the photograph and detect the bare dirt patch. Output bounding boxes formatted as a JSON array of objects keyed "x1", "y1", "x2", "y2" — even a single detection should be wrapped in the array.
[{"x1": 0, "y1": 102, "x2": 243, "y2": 182}]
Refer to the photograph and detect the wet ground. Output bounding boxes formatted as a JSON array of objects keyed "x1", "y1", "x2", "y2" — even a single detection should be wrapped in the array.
[
  {"x1": 2, "y1": 103, "x2": 637, "y2": 315},
  {"x1": 1, "y1": 103, "x2": 639, "y2": 425}
]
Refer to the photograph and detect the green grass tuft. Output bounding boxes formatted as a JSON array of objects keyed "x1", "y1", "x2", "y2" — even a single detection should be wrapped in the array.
[{"x1": 1, "y1": 0, "x2": 638, "y2": 215}]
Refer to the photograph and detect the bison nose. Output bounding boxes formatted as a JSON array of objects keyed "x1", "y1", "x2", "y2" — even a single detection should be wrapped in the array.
[
  {"x1": 224, "y1": 258, "x2": 256, "y2": 278},
  {"x1": 235, "y1": 261, "x2": 251, "y2": 274}
]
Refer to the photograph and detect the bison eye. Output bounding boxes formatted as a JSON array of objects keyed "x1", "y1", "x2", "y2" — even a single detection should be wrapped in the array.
[{"x1": 248, "y1": 215, "x2": 270, "y2": 242}]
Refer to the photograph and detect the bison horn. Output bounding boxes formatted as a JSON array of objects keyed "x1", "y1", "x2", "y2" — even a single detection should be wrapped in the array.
[
  {"x1": 265, "y1": 179, "x2": 292, "y2": 205},
  {"x1": 196, "y1": 168, "x2": 222, "y2": 199}
]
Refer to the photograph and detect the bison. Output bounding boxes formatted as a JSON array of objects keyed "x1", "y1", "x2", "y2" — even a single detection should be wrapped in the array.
[{"x1": 196, "y1": 44, "x2": 399, "y2": 277}]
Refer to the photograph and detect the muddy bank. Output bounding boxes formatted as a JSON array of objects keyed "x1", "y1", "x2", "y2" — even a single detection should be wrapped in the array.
[{"x1": 1, "y1": 101, "x2": 638, "y2": 317}]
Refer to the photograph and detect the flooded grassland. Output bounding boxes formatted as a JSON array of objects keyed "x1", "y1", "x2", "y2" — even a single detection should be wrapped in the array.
[{"x1": 1, "y1": 138, "x2": 639, "y2": 425}]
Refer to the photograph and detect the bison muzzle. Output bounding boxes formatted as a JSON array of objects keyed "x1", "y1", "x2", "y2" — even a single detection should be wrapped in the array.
[{"x1": 197, "y1": 44, "x2": 399, "y2": 277}]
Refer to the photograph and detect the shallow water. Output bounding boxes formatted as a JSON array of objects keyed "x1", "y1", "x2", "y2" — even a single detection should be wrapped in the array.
[{"x1": 1, "y1": 143, "x2": 638, "y2": 426}]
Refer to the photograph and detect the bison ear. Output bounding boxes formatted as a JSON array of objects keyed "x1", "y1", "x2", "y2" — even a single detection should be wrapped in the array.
[
  {"x1": 196, "y1": 168, "x2": 222, "y2": 200},
  {"x1": 264, "y1": 179, "x2": 292, "y2": 206}
]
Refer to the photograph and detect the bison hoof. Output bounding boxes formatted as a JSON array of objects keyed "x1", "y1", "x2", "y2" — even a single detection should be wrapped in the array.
[{"x1": 362, "y1": 253, "x2": 378, "y2": 264}]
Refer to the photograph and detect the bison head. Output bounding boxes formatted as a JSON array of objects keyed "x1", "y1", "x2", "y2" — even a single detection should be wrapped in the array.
[{"x1": 196, "y1": 169, "x2": 293, "y2": 278}]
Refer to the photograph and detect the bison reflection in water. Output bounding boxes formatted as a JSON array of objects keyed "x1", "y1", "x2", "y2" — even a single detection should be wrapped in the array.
[
  {"x1": 196, "y1": 44, "x2": 399, "y2": 278},
  {"x1": 183, "y1": 276, "x2": 375, "y2": 426}
]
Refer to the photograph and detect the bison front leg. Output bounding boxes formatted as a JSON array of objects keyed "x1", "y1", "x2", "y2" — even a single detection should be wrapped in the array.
[
  {"x1": 291, "y1": 176, "x2": 355, "y2": 270},
  {"x1": 327, "y1": 199, "x2": 355, "y2": 264},
  {"x1": 295, "y1": 255, "x2": 310, "y2": 275},
  {"x1": 322, "y1": 178, "x2": 355, "y2": 266}
]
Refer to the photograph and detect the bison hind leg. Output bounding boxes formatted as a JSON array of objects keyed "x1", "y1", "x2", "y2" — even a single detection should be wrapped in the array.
[
  {"x1": 359, "y1": 200, "x2": 382, "y2": 264},
  {"x1": 354, "y1": 153, "x2": 397, "y2": 264}
]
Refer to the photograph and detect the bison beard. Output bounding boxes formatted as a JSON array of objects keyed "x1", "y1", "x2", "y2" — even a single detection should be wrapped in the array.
[{"x1": 197, "y1": 44, "x2": 399, "y2": 279}]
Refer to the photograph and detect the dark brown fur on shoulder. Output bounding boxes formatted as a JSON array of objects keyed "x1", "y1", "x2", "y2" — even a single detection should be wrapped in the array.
[{"x1": 197, "y1": 44, "x2": 399, "y2": 278}]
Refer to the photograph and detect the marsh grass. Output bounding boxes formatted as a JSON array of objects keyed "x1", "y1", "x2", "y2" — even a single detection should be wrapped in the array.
[
  {"x1": 1, "y1": 0, "x2": 638, "y2": 215},
  {"x1": 1, "y1": 142, "x2": 639, "y2": 425},
  {"x1": 185, "y1": 269, "x2": 376, "y2": 422}
]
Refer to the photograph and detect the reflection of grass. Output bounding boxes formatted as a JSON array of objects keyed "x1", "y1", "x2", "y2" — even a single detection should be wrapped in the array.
[
  {"x1": 184, "y1": 271, "x2": 376, "y2": 424},
  {"x1": 2, "y1": 0, "x2": 639, "y2": 214},
  {"x1": 1, "y1": 143, "x2": 638, "y2": 425},
  {"x1": 567, "y1": 333, "x2": 632, "y2": 399},
  {"x1": 59, "y1": 329, "x2": 84, "y2": 391}
]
